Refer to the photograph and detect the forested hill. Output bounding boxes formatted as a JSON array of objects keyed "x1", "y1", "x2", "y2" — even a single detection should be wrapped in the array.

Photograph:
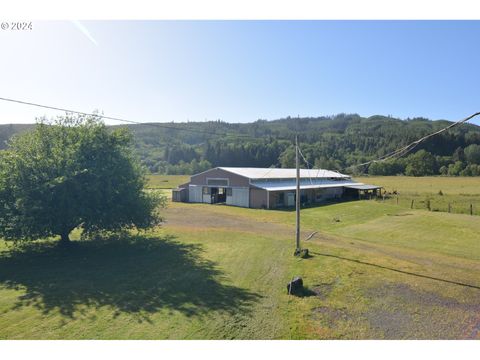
[{"x1": 2, "y1": 114, "x2": 480, "y2": 176}]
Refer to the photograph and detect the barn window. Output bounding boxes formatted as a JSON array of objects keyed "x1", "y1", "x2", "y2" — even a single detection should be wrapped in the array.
[
  {"x1": 207, "y1": 178, "x2": 229, "y2": 186},
  {"x1": 202, "y1": 186, "x2": 210, "y2": 195}
]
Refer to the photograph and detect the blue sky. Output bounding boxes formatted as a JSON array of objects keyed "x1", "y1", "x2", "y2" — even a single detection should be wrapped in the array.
[{"x1": 1, "y1": 20, "x2": 479, "y2": 125}]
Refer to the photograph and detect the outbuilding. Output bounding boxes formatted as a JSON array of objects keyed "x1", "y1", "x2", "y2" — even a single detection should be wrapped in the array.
[{"x1": 172, "y1": 167, "x2": 381, "y2": 209}]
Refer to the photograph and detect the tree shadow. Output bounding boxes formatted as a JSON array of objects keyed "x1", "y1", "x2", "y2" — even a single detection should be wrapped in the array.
[
  {"x1": 273, "y1": 198, "x2": 353, "y2": 212},
  {"x1": 0, "y1": 235, "x2": 261, "y2": 322}
]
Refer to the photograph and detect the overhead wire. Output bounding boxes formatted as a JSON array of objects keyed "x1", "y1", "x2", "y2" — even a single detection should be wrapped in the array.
[
  {"x1": 0, "y1": 96, "x2": 260, "y2": 140},
  {"x1": 2, "y1": 96, "x2": 479, "y2": 177},
  {"x1": 295, "y1": 110, "x2": 480, "y2": 179},
  {"x1": 0, "y1": 96, "x2": 286, "y2": 179},
  {"x1": 340, "y1": 111, "x2": 480, "y2": 174},
  {"x1": 297, "y1": 147, "x2": 314, "y2": 185}
]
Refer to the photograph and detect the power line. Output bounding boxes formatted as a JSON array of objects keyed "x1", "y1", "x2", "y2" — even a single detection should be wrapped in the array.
[
  {"x1": 342, "y1": 111, "x2": 480, "y2": 173},
  {"x1": 297, "y1": 147, "x2": 314, "y2": 185},
  {"x1": 0, "y1": 96, "x2": 260, "y2": 141},
  {"x1": 295, "y1": 111, "x2": 480, "y2": 177},
  {"x1": 0, "y1": 96, "x2": 296, "y2": 181},
  {"x1": 2, "y1": 96, "x2": 479, "y2": 175}
]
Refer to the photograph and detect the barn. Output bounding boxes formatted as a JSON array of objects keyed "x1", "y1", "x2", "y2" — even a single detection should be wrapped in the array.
[{"x1": 172, "y1": 167, "x2": 381, "y2": 209}]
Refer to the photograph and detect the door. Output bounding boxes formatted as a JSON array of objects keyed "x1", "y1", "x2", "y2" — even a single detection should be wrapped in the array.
[
  {"x1": 188, "y1": 185, "x2": 203, "y2": 203},
  {"x1": 287, "y1": 192, "x2": 295, "y2": 207},
  {"x1": 226, "y1": 188, "x2": 249, "y2": 207}
]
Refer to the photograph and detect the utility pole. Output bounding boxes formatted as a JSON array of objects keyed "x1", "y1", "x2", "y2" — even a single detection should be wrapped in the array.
[{"x1": 295, "y1": 134, "x2": 301, "y2": 253}]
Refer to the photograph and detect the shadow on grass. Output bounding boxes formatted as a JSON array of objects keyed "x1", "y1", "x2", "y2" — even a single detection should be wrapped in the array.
[
  {"x1": 272, "y1": 198, "x2": 365, "y2": 212},
  {"x1": 0, "y1": 235, "x2": 261, "y2": 321},
  {"x1": 289, "y1": 287, "x2": 317, "y2": 298},
  {"x1": 310, "y1": 251, "x2": 480, "y2": 290}
]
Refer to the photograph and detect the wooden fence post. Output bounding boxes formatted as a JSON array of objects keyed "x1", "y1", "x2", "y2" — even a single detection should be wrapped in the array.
[
  {"x1": 448, "y1": 203, "x2": 451, "y2": 213},
  {"x1": 411, "y1": 199, "x2": 414, "y2": 209},
  {"x1": 427, "y1": 200, "x2": 431, "y2": 211},
  {"x1": 396, "y1": 196, "x2": 399, "y2": 205},
  {"x1": 470, "y1": 204, "x2": 473, "y2": 216}
]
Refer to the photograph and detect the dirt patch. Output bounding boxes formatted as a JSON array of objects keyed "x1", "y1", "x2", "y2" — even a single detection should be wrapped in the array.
[
  {"x1": 386, "y1": 213, "x2": 413, "y2": 216},
  {"x1": 310, "y1": 278, "x2": 341, "y2": 300},
  {"x1": 363, "y1": 283, "x2": 480, "y2": 339},
  {"x1": 311, "y1": 284, "x2": 334, "y2": 300},
  {"x1": 465, "y1": 315, "x2": 480, "y2": 339},
  {"x1": 311, "y1": 306, "x2": 351, "y2": 327},
  {"x1": 163, "y1": 204, "x2": 297, "y2": 237}
]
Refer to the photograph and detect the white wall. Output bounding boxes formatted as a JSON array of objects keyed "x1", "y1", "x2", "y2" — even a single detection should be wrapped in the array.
[
  {"x1": 226, "y1": 187, "x2": 249, "y2": 208},
  {"x1": 188, "y1": 185, "x2": 203, "y2": 203}
]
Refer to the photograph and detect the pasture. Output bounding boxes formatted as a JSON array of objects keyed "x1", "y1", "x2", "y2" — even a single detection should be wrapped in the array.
[
  {"x1": 0, "y1": 175, "x2": 479, "y2": 339},
  {"x1": 356, "y1": 176, "x2": 480, "y2": 215},
  {"x1": 145, "y1": 174, "x2": 190, "y2": 189}
]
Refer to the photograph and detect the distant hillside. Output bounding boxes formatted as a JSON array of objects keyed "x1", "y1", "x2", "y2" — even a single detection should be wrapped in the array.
[
  {"x1": 0, "y1": 124, "x2": 34, "y2": 150},
  {"x1": 2, "y1": 114, "x2": 480, "y2": 176}
]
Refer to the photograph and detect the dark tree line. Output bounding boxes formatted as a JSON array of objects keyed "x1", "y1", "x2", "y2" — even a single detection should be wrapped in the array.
[{"x1": 2, "y1": 114, "x2": 480, "y2": 176}]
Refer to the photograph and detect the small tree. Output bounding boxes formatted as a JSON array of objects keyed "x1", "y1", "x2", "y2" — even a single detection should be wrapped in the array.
[
  {"x1": 447, "y1": 161, "x2": 465, "y2": 176},
  {"x1": 0, "y1": 114, "x2": 164, "y2": 244}
]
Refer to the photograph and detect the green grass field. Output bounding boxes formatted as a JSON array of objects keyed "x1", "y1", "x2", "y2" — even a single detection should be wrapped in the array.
[
  {"x1": 356, "y1": 176, "x2": 480, "y2": 215},
  {"x1": 145, "y1": 174, "x2": 190, "y2": 189},
  {"x1": 0, "y1": 175, "x2": 479, "y2": 339}
]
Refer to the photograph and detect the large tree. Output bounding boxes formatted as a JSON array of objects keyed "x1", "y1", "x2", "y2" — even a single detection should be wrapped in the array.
[
  {"x1": 405, "y1": 150, "x2": 437, "y2": 176},
  {"x1": 0, "y1": 114, "x2": 164, "y2": 244},
  {"x1": 464, "y1": 144, "x2": 480, "y2": 165}
]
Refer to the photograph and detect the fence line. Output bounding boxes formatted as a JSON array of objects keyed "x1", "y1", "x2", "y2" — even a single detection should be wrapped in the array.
[{"x1": 373, "y1": 194, "x2": 479, "y2": 216}]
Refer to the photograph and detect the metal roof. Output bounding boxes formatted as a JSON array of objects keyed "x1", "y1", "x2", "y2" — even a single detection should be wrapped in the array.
[
  {"x1": 218, "y1": 167, "x2": 349, "y2": 179},
  {"x1": 251, "y1": 179, "x2": 362, "y2": 191},
  {"x1": 344, "y1": 184, "x2": 382, "y2": 190}
]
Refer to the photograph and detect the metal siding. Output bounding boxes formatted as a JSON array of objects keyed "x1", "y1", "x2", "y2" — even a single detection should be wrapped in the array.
[
  {"x1": 226, "y1": 192, "x2": 234, "y2": 206},
  {"x1": 172, "y1": 189, "x2": 187, "y2": 202},
  {"x1": 228, "y1": 187, "x2": 249, "y2": 207},
  {"x1": 188, "y1": 185, "x2": 203, "y2": 203},
  {"x1": 249, "y1": 188, "x2": 268, "y2": 209},
  {"x1": 250, "y1": 179, "x2": 361, "y2": 191},
  {"x1": 322, "y1": 187, "x2": 343, "y2": 199},
  {"x1": 190, "y1": 168, "x2": 249, "y2": 187}
]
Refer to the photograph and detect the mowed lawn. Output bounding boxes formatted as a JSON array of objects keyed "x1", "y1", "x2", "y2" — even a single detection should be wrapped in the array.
[{"x1": 0, "y1": 176, "x2": 479, "y2": 339}]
